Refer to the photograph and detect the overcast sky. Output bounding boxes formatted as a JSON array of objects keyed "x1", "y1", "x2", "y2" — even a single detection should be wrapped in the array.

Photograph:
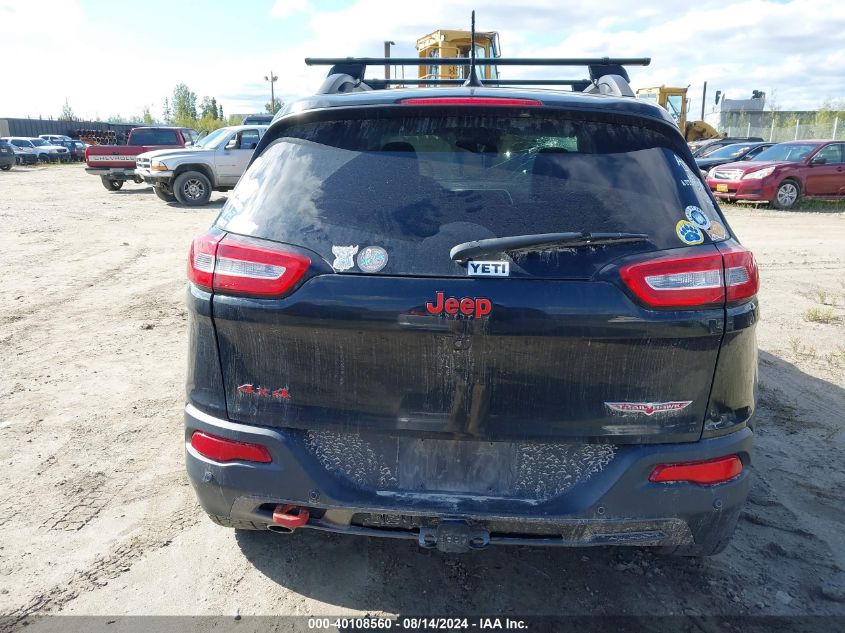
[{"x1": 1, "y1": 0, "x2": 843, "y2": 121}]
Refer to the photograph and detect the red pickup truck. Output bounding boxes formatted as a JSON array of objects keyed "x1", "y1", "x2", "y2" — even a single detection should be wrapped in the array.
[{"x1": 85, "y1": 126, "x2": 197, "y2": 191}]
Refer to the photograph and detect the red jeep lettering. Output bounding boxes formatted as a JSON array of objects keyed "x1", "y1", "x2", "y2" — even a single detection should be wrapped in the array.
[{"x1": 426, "y1": 292, "x2": 492, "y2": 319}]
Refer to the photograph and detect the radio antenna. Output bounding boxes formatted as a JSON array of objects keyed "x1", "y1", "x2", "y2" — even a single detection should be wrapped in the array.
[{"x1": 463, "y1": 10, "x2": 483, "y2": 87}]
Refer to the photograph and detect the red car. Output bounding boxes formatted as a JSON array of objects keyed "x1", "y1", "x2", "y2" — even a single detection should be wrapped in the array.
[{"x1": 705, "y1": 140, "x2": 845, "y2": 209}]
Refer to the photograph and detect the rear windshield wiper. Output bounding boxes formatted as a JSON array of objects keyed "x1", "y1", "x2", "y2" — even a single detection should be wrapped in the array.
[{"x1": 450, "y1": 232, "x2": 649, "y2": 263}]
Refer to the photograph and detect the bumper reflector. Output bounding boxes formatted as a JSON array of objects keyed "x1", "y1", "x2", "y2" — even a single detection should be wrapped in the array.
[
  {"x1": 649, "y1": 455, "x2": 742, "y2": 485},
  {"x1": 190, "y1": 431, "x2": 272, "y2": 463}
]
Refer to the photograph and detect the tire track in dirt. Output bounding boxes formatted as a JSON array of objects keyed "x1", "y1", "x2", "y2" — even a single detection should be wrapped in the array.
[{"x1": 0, "y1": 504, "x2": 200, "y2": 633}]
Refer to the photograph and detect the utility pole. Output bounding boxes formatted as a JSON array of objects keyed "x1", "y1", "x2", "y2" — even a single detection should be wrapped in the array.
[
  {"x1": 264, "y1": 71, "x2": 279, "y2": 113},
  {"x1": 701, "y1": 81, "x2": 707, "y2": 120},
  {"x1": 384, "y1": 41, "x2": 395, "y2": 81}
]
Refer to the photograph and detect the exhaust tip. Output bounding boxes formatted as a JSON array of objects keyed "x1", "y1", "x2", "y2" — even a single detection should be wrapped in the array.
[{"x1": 267, "y1": 524, "x2": 294, "y2": 534}]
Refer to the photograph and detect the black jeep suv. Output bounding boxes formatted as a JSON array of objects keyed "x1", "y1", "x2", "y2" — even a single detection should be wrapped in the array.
[{"x1": 184, "y1": 59, "x2": 758, "y2": 556}]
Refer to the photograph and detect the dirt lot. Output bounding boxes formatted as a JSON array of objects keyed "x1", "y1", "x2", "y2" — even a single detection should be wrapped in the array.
[{"x1": 1, "y1": 165, "x2": 844, "y2": 626}]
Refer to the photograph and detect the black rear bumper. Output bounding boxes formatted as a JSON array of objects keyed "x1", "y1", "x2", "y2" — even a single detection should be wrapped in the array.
[{"x1": 185, "y1": 404, "x2": 751, "y2": 551}]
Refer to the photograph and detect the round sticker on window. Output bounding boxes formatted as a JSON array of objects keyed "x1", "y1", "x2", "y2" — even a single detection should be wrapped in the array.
[
  {"x1": 684, "y1": 205, "x2": 711, "y2": 230},
  {"x1": 357, "y1": 246, "x2": 388, "y2": 273},
  {"x1": 707, "y1": 221, "x2": 727, "y2": 241},
  {"x1": 676, "y1": 220, "x2": 704, "y2": 245}
]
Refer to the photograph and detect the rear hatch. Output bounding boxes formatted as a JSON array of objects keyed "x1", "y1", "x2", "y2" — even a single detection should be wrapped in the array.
[{"x1": 200, "y1": 104, "x2": 738, "y2": 444}]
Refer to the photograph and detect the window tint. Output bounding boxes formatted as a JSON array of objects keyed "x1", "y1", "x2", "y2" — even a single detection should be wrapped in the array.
[
  {"x1": 705, "y1": 144, "x2": 753, "y2": 159},
  {"x1": 754, "y1": 143, "x2": 817, "y2": 162},
  {"x1": 813, "y1": 144, "x2": 843, "y2": 164},
  {"x1": 238, "y1": 129, "x2": 260, "y2": 149},
  {"x1": 130, "y1": 129, "x2": 179, "y2": 145},
  {"x1": 219, "y1": 112, "x2": 722, "y2": 278}
]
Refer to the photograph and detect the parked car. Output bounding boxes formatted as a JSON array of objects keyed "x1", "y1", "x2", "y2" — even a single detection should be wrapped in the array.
[
  {"x1": 695, "y1": 142, "x2": 774, "y2": 176},
  {"x1": 691, "y1": 137, "x2": 765, "y2": 158},
  {"x1": 2, "y1": 137, "x2": 69, "y2": 163},
  {"x1": 1, "y1": 138, "x2": 38, "y2": 165},
  {"x1": 184, "y1": 67, "x2": 758, "y2": 556},
  {"x1": 54, "y1": 139, "x2": 86, "y2": 162},
  {"x1": 39, "y1": 134, "x2": 74, "y2": 144},
  {"x1": 705, "y1": 140, "x2": 845, "y2": 208},
  {"x1": 136, "y1": 125, "x2": 268, "y2": 205},
  {"x1": 84, "y1": 127, "x2": 197, "y2": 191},
  {"x1": 241, "y1": 113, "x2": 274, "y2": 125},
  {"x1": 0, "y1": 140, "x2": 15, "y2": 171}
]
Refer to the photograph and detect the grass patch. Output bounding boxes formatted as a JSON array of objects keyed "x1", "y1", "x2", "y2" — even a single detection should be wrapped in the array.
[{"x1": 804, "y1": 307, "x2": 837, "y2": 323}]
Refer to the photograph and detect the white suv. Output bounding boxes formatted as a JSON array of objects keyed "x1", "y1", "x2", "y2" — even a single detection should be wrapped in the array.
[{"x1": 5, "y1": 137, "x2": 70, "y2": 163}]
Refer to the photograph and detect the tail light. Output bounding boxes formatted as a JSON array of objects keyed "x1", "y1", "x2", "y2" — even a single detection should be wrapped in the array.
[
  {"x1": 649, "y1": 455, "x2": 743, "y2": 485},
  {"x1": 719, "y1": 245, "x2": 759, "y2": 303},
  {"x1": 188, "y1": 232, "x2": 310, "y2": 298},
  {"x1": 620, "y1": 246, "x2": 758, "y2": 309},
  {"x1": 620, "y1": 252, "x2": 725, "y2": 308},
  {"x1": 190, "y1": 431, "x2": 272, "y2": 463},
  {"x1": 399, "y1": 97, "x2": 542, "y2": 106}
]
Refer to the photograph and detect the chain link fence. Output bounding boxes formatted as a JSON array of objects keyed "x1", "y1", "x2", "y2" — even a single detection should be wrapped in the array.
[{"x1": 720, "y1": 116, "x2": 841, "y2": 142}]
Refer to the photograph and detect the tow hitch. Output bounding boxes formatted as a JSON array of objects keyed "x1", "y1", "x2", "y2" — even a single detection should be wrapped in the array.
[
  {"x1": 419, "y1": 521, "x2": 490, "y2": 552},
  {"x1": 270, "y1": 504, "x2": 310, "y2": 532}
]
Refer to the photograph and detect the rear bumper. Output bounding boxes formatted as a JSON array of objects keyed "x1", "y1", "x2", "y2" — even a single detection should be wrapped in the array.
[
  {"x1": 185, "y1": 404, "x2": 752, "y2": 549},
  {"x1": 84, "y1": 167, "x2": 137, "y2": 179}
]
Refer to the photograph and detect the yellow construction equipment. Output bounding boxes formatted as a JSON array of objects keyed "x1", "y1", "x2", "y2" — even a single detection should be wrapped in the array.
[
  {"x1": 636, "y1": 86, "x2": 721, "y2": 142},
  {"x1": 416, "y1": 29, "x2": 500, "y2": 84}
]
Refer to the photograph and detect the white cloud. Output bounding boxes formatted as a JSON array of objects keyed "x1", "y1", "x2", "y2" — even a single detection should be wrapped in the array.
[
  {"x1": 0, "y1": 0, "x2": 842, "y2": 121},
  {"x1": 270, "y1": 0, "x2": 309, "y2": 18}
]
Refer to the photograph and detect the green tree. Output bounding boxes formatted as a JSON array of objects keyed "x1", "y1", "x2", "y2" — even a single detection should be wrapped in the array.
[
  {"x1": 172, "y1": 84, "x2": 198, "y2": 126},
  {"x1": 265, "y1": 97, "x2": 283, "y2": 114},
  {"x1": 60, "y1": 98, "x2": 75, "y2": 121},
  {"x1": 142, "y1": 106, "x2": 155, "y2": 124},
  {"x1": 162, "y1": 97, "x2": 172, "y2": 124},
  {"x1": 217, "y1": 104, "x2": 224, "y2": 121},
  {"x1": 199, "y1": 96, "x2": 216, "y2": 119}
]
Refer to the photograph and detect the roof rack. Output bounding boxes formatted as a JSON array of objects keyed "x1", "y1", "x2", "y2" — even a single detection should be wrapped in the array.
[
  {"x1": 306, "y1": 56, "x2": 650, "y2": 97},
  {"x1": 305, "y1": 11, "x2": 649, "y2": 98}
]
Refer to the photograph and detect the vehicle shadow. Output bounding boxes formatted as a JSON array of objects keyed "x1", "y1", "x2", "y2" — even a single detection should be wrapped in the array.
[
  {"x1": 165, "y1": 198, "x2": 225, "y2": 210},
  {"x1": 112, "y1": 186, "x2": 155, "y2": 195},
  {"x1": 234, "y1": 349, "x2": 845, "y2": 616}
]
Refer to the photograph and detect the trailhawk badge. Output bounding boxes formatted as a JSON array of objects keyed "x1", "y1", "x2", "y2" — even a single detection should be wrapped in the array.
[{"x1": 605, "y1": 401, "x2": 693, "y2": 416}]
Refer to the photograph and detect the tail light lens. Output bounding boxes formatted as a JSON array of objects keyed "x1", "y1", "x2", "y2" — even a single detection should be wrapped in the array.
[
  {"x1": 649, "y1": 455, "x2": 743, "y2": 485},
  {"x1": 620, "y1": 246, "x2": 759, "y2": 309},
  {"x1": 187, "y1": 232, "x2": 310, "y2": 298},
  {"x1": 190, "y1": 431, "x2": 272, "y2": 463},
  {"x1": 720, "y1": 246, "x2": 759, "y2": 303},
  {"x1": 620, "y1": 252, "x2": 725, "y2": 308}
]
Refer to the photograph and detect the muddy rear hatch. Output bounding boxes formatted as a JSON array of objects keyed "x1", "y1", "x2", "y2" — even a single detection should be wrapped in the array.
[{"x1": 198, "y1": 106, "x2": 741, "y2": 446}]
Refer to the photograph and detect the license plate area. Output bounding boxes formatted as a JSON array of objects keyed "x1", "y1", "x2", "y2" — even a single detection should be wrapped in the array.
[
  {"x1": 716, "y1": 183, "x2": 729, "y2": 193},
  {"x1": 419, "y1": 520, "x2": 490, "y2": 552}
]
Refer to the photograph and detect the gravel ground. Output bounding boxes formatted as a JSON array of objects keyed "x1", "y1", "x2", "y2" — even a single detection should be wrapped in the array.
[{"x1": 0, "y1": 165, "x2": 844, "y2": 627}]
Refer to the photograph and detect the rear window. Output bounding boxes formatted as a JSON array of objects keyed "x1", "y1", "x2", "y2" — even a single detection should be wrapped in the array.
[
  {"x1": 218, "y1": 110, "x2": 724, "y2": 277},
  {"x1": 130, "y1": 129, "x2": 179, "y2": 145}
]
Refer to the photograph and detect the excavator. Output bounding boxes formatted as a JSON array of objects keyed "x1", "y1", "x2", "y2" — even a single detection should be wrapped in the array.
[
  {"x1": 635, "y1": 86, "x2": 722, "y2": 142},
  {"x1": 414, "y1": 30, "x2": 721, "y2": 142},
  {"x1": 416, "y1": 28, "x2": 501, "y2": 83}
]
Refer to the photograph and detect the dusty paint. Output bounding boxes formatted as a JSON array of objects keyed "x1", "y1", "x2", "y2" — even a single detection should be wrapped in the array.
[{"x1": 303, "y1": 430, "x2": 616, "y2": 501}]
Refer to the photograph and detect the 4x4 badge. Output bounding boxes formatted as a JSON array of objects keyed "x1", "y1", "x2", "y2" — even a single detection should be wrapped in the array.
[{"x1": 605, "y1": 401, "x2": 692, "y2": 416}]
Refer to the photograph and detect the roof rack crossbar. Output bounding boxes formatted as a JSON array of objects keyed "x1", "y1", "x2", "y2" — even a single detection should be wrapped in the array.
[
  {"x1": 366, "y1": 78, "x2": 590, "y2": 87},
  {"x1": 305, "y1": 57, "x2": 651, "y2": 67}
]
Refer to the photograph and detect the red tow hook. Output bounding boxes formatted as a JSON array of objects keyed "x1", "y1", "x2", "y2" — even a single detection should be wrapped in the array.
[{"x1": 272, "y1": 504, "x2": 310, "y2": 530}]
